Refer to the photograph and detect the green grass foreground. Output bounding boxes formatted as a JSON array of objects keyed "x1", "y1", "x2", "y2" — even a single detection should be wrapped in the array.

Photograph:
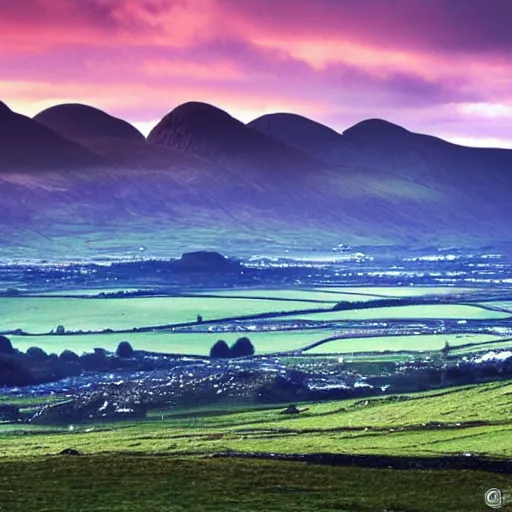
[
  {"x1": 0, "y1": 455, "x2": 507, "y2": 512},
  {"x1": 0, "y1": 382, "x2": 511, "y2": 511}
]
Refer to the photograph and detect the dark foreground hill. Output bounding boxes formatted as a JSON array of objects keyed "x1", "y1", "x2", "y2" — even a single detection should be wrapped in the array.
[
  {"x1": 1, "y1": 99, "x2": 512, "y2": 258},
  {"x1": 0, "y1": 101, "x2": 102, "y2": 171}
]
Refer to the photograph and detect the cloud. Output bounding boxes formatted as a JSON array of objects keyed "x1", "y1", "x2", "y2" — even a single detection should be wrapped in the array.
[{"x1": 0, "y1": 0, "x2": 511, "y2": 147}]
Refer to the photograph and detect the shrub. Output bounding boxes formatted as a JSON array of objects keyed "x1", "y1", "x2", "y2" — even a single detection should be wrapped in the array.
[
  {"x1": 0, "y1": 354, "x2": 34, "y2": 386},
  {"x1": 60, "y1": 350, "x2": 80, "y2": 363},
  {"x1": 116, "y1": 341, "x2": 134, "y2": 358},
  {"x1": 210, "y1": 340, "x2": 231, "y2": 358},
  {"x1": 230, "y1": 337, "x2": 255, "y2": 358},
  {"x1": 0, "y1": 335, "x2": 14, "y2": 354},
  {"x1": 26, "y1": 346, "x2": 48, "y2": 360}
]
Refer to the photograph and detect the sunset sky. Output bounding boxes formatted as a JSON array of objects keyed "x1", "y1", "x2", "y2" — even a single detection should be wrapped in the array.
[{"x1": 1, "y1": 0, "x2": 511, "y2": 147}]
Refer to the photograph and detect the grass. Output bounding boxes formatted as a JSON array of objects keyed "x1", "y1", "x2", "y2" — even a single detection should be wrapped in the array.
[
  {"x1": 1, "y1": 380, "x2": 510, "y2": 458},
  {"x1": 9, "y1": 328, "x2": 337, "y2": 356},
  {"x1": 285, "y1": 304, "x2": 510, "y2": 322},
  {"x1": 192, "y1": 288, "x2": 383, "y2": 302},
  {"x1": 12, "y1": 330, "x2": 508, "y2": 358},
  {"x1": 0, "y1": 286, "x2": 508, "y2": 511},
  {"x1": 0, "y1": 296, "x2": 323, "y2": 333},
  {"x1": 0, "y1": 456, "x2": 506, "y2": 512},
  {"x1": 0, "y1": 382, "x2": 510, "y2": 511},
  {"x1": 314, "y1": 286, "x2": 479, "y2": 297},
  {"x1": 304, "y1": 333, "x2": 506, "y2": 354},
  {"x1": 452, "y1": 340, "x2": 512, "y2": 355}
]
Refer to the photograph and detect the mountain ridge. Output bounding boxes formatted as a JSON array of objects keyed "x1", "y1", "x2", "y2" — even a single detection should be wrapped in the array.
[
  {"x1": 35, "y1": 103, "x2": 145, "y2": 143},
  {"x1": 1, "y1": 98, "x2": 511, "y2": 258}
]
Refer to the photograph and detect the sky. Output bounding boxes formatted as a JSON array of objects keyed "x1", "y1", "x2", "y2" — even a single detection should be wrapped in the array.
[{"x1": 1, "y1": 0, "x2": 511, "y2": 147}]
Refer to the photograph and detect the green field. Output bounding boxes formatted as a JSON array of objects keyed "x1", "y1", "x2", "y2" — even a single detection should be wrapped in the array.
[
  {"x1": 9, "y1": 329, "x2": 337, "y2": 356},
  {"x1": 193, "y1": 288, "x2": 382, "y2": 302},
  {"x1": 304, "y1": 333, "x2": 505, "y2": 354},
  {"x1": 479, "y1": 300, "x2": 512, "y2": 310},
  {"x1": 0, "y1": 380, "x2": 510, "y2": 511},
  {"x1": 11, "y1": 330, "x2": 510, "y2": 358},
  {"x1": 0, "y1": 456, "x2": 504, "y2": 512},
  {"x1": 314, "y1": 286, "x2": 479, "y2": 297},
  {"x1": 285, "y1": 303, "x2": 510, "y2": 322},
  {"x1": 1, "y1": 380, "x2": 510, "y2": 458},
  {"x1": 452, "y1": 340, "x2": 512, "y2": 355},
  {"x1": 0, "y1": 296, "x2": 322, "y2": 333}
]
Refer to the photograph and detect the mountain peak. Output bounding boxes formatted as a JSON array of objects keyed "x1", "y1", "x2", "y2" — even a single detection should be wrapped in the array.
[
  {"x1": 343, "y1": 118, "x2": 410, "y2": 140},
  {"x1": 0, "y1": 100, "x2": 12, "y2": 115},
  {"x1": 34, "y1": 103, "x2": 144, "y2": 142},
  {"x1": 249, "y1": 112, "x2": 343, "y2": 149},
  {"x1": 152, "y1": 101, "x2": 239, "y2": 131},
  {"x1": 147, "y1": 101, "x2": 244, "y2": 150}
]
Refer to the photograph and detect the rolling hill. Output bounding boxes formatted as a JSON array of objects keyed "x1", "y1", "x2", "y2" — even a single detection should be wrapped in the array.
[
  {"x1": 34, "y1": 104, "x2": 145, "y2": 143},
  {"x1": 0, "y1": 99, "x2": 511, "y2": 258},
  {"x1": 0, "y1": 101, "x2": 102, "y2": 172}
]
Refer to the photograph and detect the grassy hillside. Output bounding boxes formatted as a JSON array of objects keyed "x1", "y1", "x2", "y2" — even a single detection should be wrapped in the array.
[
  {"x1": 1, "y1": 380, "x2": 510, "y2": 458},
  {"x1": 1, "y1": 380, "x2": 510, "y2": 511},
  {"x1": 0, "y1": 456, "x2": 507, "y2": 512}
]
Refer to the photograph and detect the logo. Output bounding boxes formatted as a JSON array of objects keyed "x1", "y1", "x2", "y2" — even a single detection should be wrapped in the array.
[
  {"x1": 486, "y1": 488, "x2": 512, "y2": 509},
  {"x1": 486, "y1": 489, "x2": 504, "y2": 509}
]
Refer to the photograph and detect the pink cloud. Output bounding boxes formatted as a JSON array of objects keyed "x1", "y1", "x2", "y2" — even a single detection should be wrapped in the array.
[{"x1": 0, "y1": 0, "x2": 511, "y2": 147}]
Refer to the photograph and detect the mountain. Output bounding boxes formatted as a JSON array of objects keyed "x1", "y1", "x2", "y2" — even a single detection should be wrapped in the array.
[
  {"x1": 0, "y1": 101, "x2": 102, "y2": 171},
  {"x1": 249, "y1": 113, "x2": 512, "y2": 183},
  {"x1": 248, "y1": 112, "x2": 344, "y2": 162},
  {"x1": 147, "y1": 101, "x2": 324, "y2": 176},
  {"x1": 34, "y1": 104, "x2": 145, "y2": 143},
  {"x1": 249, "y1": 112, "x2": 512, "y2": 232},
  {"x1": 33, "y1": 102, "x2": 232, "y2": 174},
  {"x1": 1, "y1": 99, "x2": 512, "y2": 259}
]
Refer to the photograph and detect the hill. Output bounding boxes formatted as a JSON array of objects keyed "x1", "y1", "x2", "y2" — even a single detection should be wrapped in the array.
[
  {"x1": 249, "y1": 113, "x2": 512, "y2": 241},
  {"x1": 34, "y1": 104, "x2": 145, "y2": 143},
  {"x1": 147, "y1": 101, "x2": 324, "y2": 177},
  {"x1": 1, "y1": 99, "x2": 512, "y2": 258},
  {"x1": 249, "y1": 113, "x2": 512, "y2": 187},
  {"x1": 0, "y1": 101, "x2": 102, "y2": 172}
]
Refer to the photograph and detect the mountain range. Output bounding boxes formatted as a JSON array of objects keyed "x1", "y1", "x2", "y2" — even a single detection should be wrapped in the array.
[{"x1": 0, "y1": 99, "x2": 511, "y2": 259}]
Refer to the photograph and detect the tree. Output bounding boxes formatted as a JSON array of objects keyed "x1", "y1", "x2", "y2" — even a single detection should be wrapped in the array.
[
  {"x1": 441, "y1": 341, "x2": 450, "y2": 357},
  {"x1": 209, "y1": 340, "x2": 231, "y2": 358},
  {"x1": 0, "y1": 335, "x2": 13, "y2": 354},
  {"x1": 196, "y1": 314, "x2": 203, "y2": 323},
  {"x1": 55, "y1": 325, "x2": 65, "y2": 335},
  {"x1": 230, "y1": 337, "x2": 255, "y2": 358},
  {"x1": 60, "y1": 350, "x2": 80, "y2": 363},
  {"x1": 116, "y1": 341, "x2": 134, "y2": 358},
  {"x1": 26, "y1": 346, "x2": 48, "y2": 360},
  {"x1": 0, "y1": 354, "x2": 33, "y2": 386}
]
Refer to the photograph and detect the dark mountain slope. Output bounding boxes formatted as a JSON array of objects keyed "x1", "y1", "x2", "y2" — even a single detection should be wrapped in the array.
[
  {"x1": 0, "y1": 100, "x2": 511, "y2": 258},
  {"x1": 0, "y1": 101, "x2": 103, "y2": 171},
  {"x1": 249, "y1": 113, "x2": 512, "y2": 182},
  {"x1": 147, "y1": 101, "x2": 324, "y2": 176},
  {"x1": 249, "y1": 113, "x2": 512, "y2": 218},
  {"x1": 34, "y1": 104, "x2": 145, "y2": 142}
]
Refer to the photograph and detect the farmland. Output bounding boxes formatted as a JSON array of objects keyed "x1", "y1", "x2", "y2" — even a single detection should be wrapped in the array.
[
  {"x1": 0, "y1": 296, "x2": 322, "y2": 333},
  {"x1": 0, "y1": 380, "x2": 510, "y2": 511},
  {"x1": 1, "y1": 252, "x2": 511, "y2": 512}
]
